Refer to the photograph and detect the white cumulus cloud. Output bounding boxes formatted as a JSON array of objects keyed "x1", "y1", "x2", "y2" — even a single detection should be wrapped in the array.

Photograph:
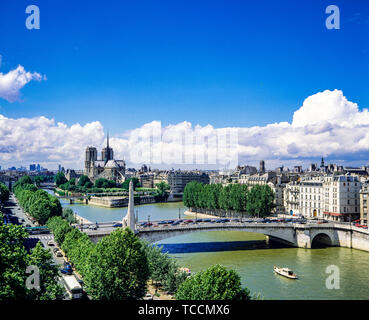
[
  {"x1": 0, "y1": 65, "x2": 45, "y2": 102},
  {"x1": 0, "y1": 89, "x2": 369, "y2": 170}
]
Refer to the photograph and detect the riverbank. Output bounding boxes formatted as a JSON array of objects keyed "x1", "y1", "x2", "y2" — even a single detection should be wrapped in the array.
[
  {"x1": 75, "y1": 214, "x2": 92, "y2": 224},
  {"x1": 183, "y1": 210, "x2": 217, "y2": 219}
]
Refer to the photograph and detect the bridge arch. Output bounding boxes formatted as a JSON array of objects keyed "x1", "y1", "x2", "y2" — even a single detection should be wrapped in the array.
[
  {"x1": 311, "y1": 232, "x2": 333, "y2": 248},
  {"x1": 137, "y1": 225, "x2": 297, "y2": 247}
]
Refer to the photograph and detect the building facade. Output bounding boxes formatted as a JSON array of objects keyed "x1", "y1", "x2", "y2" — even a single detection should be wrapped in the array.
[{"x1": 84, "y1": 135, "x2": 126, "y2": 183}]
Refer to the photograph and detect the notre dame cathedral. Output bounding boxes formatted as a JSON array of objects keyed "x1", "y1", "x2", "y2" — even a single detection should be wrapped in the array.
[{"x1": 84, "y1": 133, "x2": 126, "y2": 183}]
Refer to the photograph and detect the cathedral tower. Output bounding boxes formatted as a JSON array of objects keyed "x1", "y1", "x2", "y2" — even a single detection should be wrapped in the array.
[
  {"x1": 85, "y1": 146, "x2": 97, "y2": 176},
  {"x1": 101, "y1": 131, "x2": 114, "y2": 163}
]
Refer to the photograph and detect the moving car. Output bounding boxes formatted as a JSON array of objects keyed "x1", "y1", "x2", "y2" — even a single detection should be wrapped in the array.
[
  {"x1": 112, "y1": 223, "x2": 122, "y2": 227},
  {"x1": 60, "y1": 264, "x2": 73, "y2": 275},
  {"x1": 47, "y1": 240, "x2": 55, "y2": 246}
]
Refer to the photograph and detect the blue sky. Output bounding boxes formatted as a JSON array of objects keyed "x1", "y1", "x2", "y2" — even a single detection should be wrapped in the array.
[
  {"x1": 0, "y1": 0, "x2": 368, "y2": 131},
  {"x1": 0, "y1": 0, "x2": 369, "y2": 169}
]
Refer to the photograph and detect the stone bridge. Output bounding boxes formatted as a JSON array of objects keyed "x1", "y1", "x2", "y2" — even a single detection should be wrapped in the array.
[{"x1": 86, "y1": 222, "x2": 369, "y2": 252}]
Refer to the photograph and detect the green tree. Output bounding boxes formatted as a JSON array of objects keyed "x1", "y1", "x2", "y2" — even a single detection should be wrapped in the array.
[
  {"x1": 246, "y1": 185, "x2": 275, "y2": 217},
  {"x1": 61, "y1": 208, "x2": 77, "y2": 224},
  {"x1": 176, "y1": 264, "x2": 251, "y2": 300},
  {"x1": 28, "y1": 241, "x2": 65, "y2": 300},
  {"x1": 0, "y1": 182, "x2": 10, "y2": 205},
  {"x1": 54, "y1": 172, "x2": 67, "y2": 187},
  {"x1": 84, "y1": 228, "x2": 149, "y2": 300},
  {"x1": 144, "y1": 244, "x2": 172, "y2": 287},
  {"x1": 0, "y1": 215, "x2": 29, "y2": 300},
  {"x1": 47, "y1": 216, "x2": 73, "y2": 246},
  {"x1": 77, "y1": 175, "x2": 92, "y2": 188},
  {"x1": 13, "y1": 175, "x2": 33, "y2": 189},
  {"x1": 154, "y1": 182, "x2": 170, "y2": 201},
  {"x1": 121, "y1": 177, "x2": 140, "y2": 190},
  {"x1": 162, "y1": 262, "x2": 189, "y2": 294}
]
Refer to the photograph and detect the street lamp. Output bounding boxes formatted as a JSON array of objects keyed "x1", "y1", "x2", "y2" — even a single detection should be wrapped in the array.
[
  {"x1": 178, "y1": 208, "x2": 181, "y2": 220},
  {"x1": 148, "y1": 215, "x2": 150, "y2": 228}
]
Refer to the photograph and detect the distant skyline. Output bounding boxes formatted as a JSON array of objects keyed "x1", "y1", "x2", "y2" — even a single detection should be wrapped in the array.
[{"x1": 0, "y1": 1, "x2": 369, "y2": 169}]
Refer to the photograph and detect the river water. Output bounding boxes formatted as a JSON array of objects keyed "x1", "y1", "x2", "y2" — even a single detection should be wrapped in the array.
[{"x1": 58, "y1": 196, "x2": 369, "y2": 300}]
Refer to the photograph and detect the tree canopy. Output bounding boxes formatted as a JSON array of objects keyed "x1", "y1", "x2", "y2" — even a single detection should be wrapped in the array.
[
  {"x1": 84, "y1": 228, "x2": 150, "y2": 300},
  {"x1": 175, "y1": 264, "x2": 251, "y2": 300},
  {"x1": 183, "y1": 181, "x2": 274, "y2": 217},
  {"x1": 0, "y1": 213, "x2": 64, "y2": 300},
  {"x1": 0, "y1": 182, "x2": 10, "y2": 205},
  {"x1": 54, "y1": 172, "x2": 67, "y2": 187}
]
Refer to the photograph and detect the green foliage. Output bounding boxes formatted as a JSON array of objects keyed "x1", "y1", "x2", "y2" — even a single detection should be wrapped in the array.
[
  {"x1": 14, "y1": 186, "x2": 62, "y2": 225},
  {"x1": 61, "y1": 207, "x2": 77, "y2": 224},
  {"x1": 176, "y1": 264, "x2": 251, "y2": 300},
  {"x1": 54, "y1": 172, "x2": 67, "y2": 187},
  {"x1": 47, "y1": 216, "x2": 73, "y2": 245},
  {"x1": 0, "y1": 213, "x2": 63, "y2": 300},
  {"x1": 13, "y1": 175, "x2": 33, "y2": 189},
  {"x1": 94, "y1": 178, "x2": 117, "y2": 188},
  {"x1": 143, "y1": 243, "x2": 189, "y2": 294},
  {"x1": 154, "y1": 182, "x2": 170, "y2": 202},
  {"x1": 0, "y1": 215, "x2": 29, "y2": 299},
  {"x1": 246, "y1": 185, "x2": 275, "y2": 218},
  {"x1": 28, "y1": 242, "x2": 65, "y2": 300},
  {"x1": 61, "y1": 229, "x2": 93, "y2": 277},
  {"x1": 48, "y1": 217, "x2": 151, "y2": 300},
  {"x1": 0, "y1": 182, "x2": 10, "y2": 204},
  {"x1": 77, "y1": 175, "x2": 92, "y2": 188},
  {"x1": 183, "y1": 181, "x2": 274, "y2": 217},
  {"x1": 84, "y1": 228, "x2": 150, "y2": 300},
  {"x1": 121, "y1": 177, "x2": 140, "y2": 190}
]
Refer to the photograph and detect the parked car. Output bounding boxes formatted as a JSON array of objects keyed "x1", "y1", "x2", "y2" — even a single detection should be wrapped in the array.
[
  {"x1": 47, "y1": 240, "x2": 55, "y2": 246},
  {"x1": 158, "y1": 220, "x2": 168, "y2": 225},
  {"x1": 166, "y1": 220, "x2": 175, "y2": 224},
  {"x1": 202, "y1": 219, "x2": 211, "y2": 223},
  {"x1": 317, "y1": 220, "x2": 328, "y2": 224},
  {"x1": 183, "y1": 219, "x2": 194, "y2": 224},
  {"x1": 172, "y1": 220, "x2": 181, "y2": 226},
  {"x1": 89, "y1": 224, "x2": 97, "y2": 230},
  {"x1": 56, "y1": 251, "x2": 63, "y2": 258}
]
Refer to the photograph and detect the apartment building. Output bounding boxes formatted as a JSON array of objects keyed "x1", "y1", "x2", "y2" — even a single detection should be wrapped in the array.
[
  {"x1": 299, "y1": 177, "x2": 324, "y2": 218},
  {"x1": 359, "y1": 182, "x2": 369, "y2": 225},
  {"x1": 322, "y1": 175, "x2": 361, "y2": 222}
]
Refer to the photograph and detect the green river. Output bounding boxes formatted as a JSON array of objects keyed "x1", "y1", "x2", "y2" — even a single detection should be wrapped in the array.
[{"x1": 58, "y1": 197, "x2": 369, "y2": 300}]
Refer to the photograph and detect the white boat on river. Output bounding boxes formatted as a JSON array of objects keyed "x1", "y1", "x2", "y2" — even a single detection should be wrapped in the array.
[{"x1": 274, "y1": 266, "x2": 298, "y2": 279}]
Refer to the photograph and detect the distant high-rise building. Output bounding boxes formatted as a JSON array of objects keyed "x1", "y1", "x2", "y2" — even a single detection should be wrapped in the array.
[
  {"x1": 36, "y1": 164, "x2": 41, "y2": 171},
  {"x1": 260, "y1": 160, "x2": 265, "y2": 173},
  {"x1": 29, "y1": 164, "x2": 36, "y2": 171}
]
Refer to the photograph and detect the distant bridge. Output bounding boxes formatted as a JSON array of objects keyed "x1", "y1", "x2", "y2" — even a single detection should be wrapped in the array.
[
  {"x1": 84, "y1": 221, "x2": 369, "y2": 252},
  {"x1": 39, "y1": 182, "x2": 56, "y2": 190}
]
